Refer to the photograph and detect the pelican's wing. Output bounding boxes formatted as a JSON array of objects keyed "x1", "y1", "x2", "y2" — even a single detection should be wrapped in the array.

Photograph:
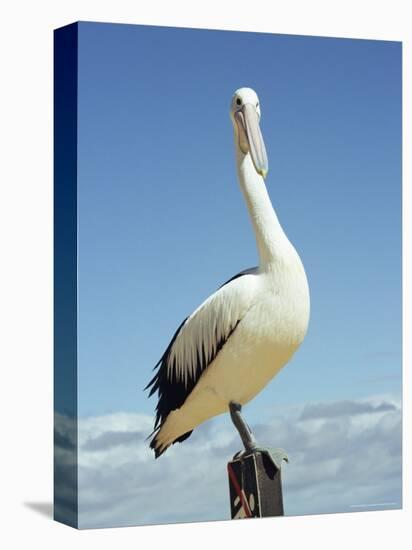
[{"x1": 145, "y1": 268, "x2": 258, "y2": 437}]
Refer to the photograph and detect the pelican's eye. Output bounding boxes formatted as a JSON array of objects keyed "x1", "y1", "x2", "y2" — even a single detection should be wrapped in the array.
[
  {"x1": 236, "y1": 97, "x2": 242, "y2": 106},
  {"x1": 256, "y1": 102, "x2": 259, "y2": 108}
]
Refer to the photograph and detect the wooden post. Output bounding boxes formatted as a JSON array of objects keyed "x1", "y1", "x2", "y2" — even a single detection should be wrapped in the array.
[{"x1": 227, "y1": 451, "x2": 285, "y2": 519}]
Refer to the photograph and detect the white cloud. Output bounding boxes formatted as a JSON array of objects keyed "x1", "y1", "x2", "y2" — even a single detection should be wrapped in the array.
[{"x1": 54, "y1": 395, "x2": 402, "y2": 528}]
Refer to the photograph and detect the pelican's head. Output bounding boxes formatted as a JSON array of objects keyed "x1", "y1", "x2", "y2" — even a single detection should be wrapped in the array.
[{"x1": 230, "y1": 87, "x2": 268, "y2": 178}]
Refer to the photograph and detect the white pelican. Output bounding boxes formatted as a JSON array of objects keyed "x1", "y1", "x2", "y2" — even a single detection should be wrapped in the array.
[{"x1": 146, "y1": 87, "x2": 310, "y2": 462}]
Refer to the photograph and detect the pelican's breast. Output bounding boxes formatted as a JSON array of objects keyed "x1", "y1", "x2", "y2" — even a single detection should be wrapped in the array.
[
  {"x1": 246, "y1": 253, "x2": 310, "y2": 350},
  {"x1": 198, "y1": 255, "x2": 309, "y2": 406}
]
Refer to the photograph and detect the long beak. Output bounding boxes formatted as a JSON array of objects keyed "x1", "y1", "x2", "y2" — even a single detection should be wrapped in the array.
[{"x1": 235, "y1": 103, "x2": 268, "y2": 178}]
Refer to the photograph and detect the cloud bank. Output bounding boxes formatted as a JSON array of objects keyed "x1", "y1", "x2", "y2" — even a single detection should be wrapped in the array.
[{"x1": 54, "y1": 395, "x2": 402, "y2": 528}]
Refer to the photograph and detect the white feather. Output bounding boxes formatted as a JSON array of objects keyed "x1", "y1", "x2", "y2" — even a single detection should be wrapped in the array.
[
  {"x1": 167, "y1": 271, "x2": 258, "y2": 386},
  {"x1": 149, "y1": 88, "x2": 310, "y2": 454}
]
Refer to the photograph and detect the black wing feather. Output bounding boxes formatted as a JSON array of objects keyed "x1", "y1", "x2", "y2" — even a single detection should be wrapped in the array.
[
  {"x1": 145, "y1": 318, "x2": 240, "y2": 455},
  {"x1": 145, "y1": 269, "x2": 254, "y2": 456}
]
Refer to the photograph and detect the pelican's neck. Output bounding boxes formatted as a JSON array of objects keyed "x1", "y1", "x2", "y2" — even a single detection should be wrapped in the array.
[{"x1": 236, "y1": 149, "x2": 291, "y2": 267}]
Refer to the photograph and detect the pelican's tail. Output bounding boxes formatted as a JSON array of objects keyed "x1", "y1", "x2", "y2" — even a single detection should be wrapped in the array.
[{"x1": 149, "y1": 409, "x2": 193, "y2": 458}]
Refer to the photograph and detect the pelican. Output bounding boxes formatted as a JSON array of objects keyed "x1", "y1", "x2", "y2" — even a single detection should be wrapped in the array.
[{"x1": 145, "y1": 88, "x2": 310, "y2": 463}]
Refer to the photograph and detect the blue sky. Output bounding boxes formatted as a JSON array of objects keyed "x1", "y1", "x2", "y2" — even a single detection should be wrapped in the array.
[
  {"x1": 66, "y1": 22, "x2": 403, "y2": 527},
  {"x1": 76, "y1": 23, "x2": 401, "y2": 425}
]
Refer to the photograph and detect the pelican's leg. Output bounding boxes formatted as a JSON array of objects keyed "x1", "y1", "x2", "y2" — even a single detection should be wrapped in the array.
[
  {"x1": 229, "y1": 401, "x2": 257, "y2": 452},
  {"x1": 229, "y1": 401, "x2": 289, "y2": 470}
]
